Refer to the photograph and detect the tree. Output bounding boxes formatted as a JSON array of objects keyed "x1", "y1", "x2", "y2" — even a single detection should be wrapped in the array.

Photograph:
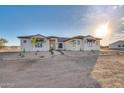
[
  {"x1": 31, "y1": 37, "x2": 44, "y2": 47},
  {"x1": 0, "y1": 38, "x2": 8, "y2": 49},
  {"x1": 31, "y1": 37, "x2": 43, "y2": 55},
  {"x1": 31, "y1": 37, "x2": 38, "y2": 46}
]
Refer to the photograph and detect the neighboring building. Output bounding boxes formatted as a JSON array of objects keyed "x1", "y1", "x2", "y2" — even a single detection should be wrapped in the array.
[
  {"x1": 18, "y1": 34, "x2": 101, "y2": 51},
  {"x1": 109, "y1": 40, "x2": 124, "y2": 49}
]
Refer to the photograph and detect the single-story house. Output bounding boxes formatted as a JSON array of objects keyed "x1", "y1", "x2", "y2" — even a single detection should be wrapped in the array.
[
  {"x1": 109, "y1": 40, "x2": 124, "y2": 49},
  {"x1": 18, "y1": 34, "x2": 101, "y2": 51}
]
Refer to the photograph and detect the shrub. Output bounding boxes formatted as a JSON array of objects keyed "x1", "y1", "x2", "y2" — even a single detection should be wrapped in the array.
[{"x1": 49, "y1": 48, "x2": 54, "y2": 55}]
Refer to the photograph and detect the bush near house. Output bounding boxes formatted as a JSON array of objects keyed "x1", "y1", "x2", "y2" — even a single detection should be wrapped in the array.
[{"x1": 49, "y1": 48, "x2": 54, "y2": 55}]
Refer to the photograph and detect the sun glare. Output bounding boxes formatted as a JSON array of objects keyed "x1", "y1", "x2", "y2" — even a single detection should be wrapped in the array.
[{"x1": 94, "y1": 22, "x2": 110, "y2": 38}]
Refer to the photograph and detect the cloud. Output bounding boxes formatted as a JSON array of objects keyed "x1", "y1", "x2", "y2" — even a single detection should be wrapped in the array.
[
  {"x1": 111, "y1": 33, "x2": 124, "y2": 41},
  {"x1": 113, "y1": 6, "x2": 118, "y2": 10},
  {"x1": 113, "y1": 5, "x2": 123, "y2": 10},
  {"x1": 119, "y1": 5, "x2": 123, "y2": 8},
  {"x1": 120, "y1": 17, "x2": 124, "y2": 20}
]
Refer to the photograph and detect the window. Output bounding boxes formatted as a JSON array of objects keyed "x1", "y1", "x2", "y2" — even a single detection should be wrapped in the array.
[
  {"x1": 87, "y1": 42, "x2": 92, "y2": 47},
  {"x1": 58, "y1": 43, "x2": 63, "y2": 48},
  {"x1": 77, "y1": 40, "x2": 80, "y2": 45},
  {"x1": 118, "y1": 45, "x2": 121, "y2": 47},
  {"x1": 23, "y1": 40, "x2": 27, "y2": 43},
  {"x1": 72, "y1": 40, "x2": 76, "y2": 47},
  {"x1": 87, "y1": 40, "x2": 92, "y2": 47},
  {"x1": 33, "y1": 39, "x2": 44, "y2": 48},
  {"x1": 35, "y1": 42, "x2": 43, "y2": 48}
]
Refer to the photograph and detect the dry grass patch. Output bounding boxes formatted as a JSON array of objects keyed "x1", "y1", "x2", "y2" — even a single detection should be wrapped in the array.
[{"x1": 92, "y1": 55, "x2": 124, "y2": 88}]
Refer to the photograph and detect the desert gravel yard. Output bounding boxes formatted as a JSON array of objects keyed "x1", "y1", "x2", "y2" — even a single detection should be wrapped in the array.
[
  {"x1": 92, "y1": 51, "x2": 124, "y2": 88},
  {"x1": 0, "y1": 51, "x2": 124, "y2": 88}
]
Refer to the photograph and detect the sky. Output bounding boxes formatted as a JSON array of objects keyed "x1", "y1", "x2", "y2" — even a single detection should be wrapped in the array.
[{"x1": 0, "y1": 5, "x2": 124, "y2": 46}]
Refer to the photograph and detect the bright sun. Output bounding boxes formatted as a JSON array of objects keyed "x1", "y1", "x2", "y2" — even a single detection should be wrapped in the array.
[{"x1": 95, "y1": 22, "x2": 110, "y2": 38}]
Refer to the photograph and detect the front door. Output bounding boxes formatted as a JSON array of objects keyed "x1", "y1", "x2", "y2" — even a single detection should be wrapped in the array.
[{"x1": 49, "y1": 39, "x2": 56, "y2": 49}]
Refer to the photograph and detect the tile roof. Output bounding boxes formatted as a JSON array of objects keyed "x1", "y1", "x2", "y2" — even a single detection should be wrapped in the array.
[
  {"x1": 17, "y1": 34, "x2": 101, "y2": 42},
  {"x1": 17, "y1": 34, "x2": 46, "y2": 38},
  {"x1": 47, "y1": 36, "x2": 69, "y2": 42}
]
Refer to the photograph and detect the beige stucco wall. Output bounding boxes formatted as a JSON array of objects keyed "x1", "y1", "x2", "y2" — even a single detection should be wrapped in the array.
[
  {"x1": 64, "y1": 39, "x2": 82, "y2": 51},
  {"x1": 83, "y1": 37, "x2": 100, "y2": 51},
  {"x1": 19, "y1": 36, "x2": 100, "y2": 51},
  {"x1": 20, "y1": 38, "x2": 49, "y2": 51},
  {"x1": 64, "y1": 37, "x2": 100, "y2": 51}
]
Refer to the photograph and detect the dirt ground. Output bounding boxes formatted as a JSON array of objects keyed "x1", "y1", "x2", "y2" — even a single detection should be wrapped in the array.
[
  {"x1": 0, "y1": 47, "x2": 20, "y2": 53},
  {"x1": 0, "y1": 50, "x2": 124, "y2": 88},
  {"x1": 92, "y1": 50, "x2": 124, "y2": 88}
]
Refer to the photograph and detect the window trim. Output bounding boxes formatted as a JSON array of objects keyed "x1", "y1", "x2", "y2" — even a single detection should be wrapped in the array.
[
  {"x1": 77, "y1": 40, "x2": 80, "y2": 45},
  {"x1": 58, "y1": 43, "x2": 63, "y2": 48},
  {"x1": 35, "y1": 42, "x2": 43, "y2": 48},
  {"x1": 23, "y1": 40, "x2": 27, "y2": 43},
  {"x1": 118, "y1": 45, "x2": 121, "y2": 47}
]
